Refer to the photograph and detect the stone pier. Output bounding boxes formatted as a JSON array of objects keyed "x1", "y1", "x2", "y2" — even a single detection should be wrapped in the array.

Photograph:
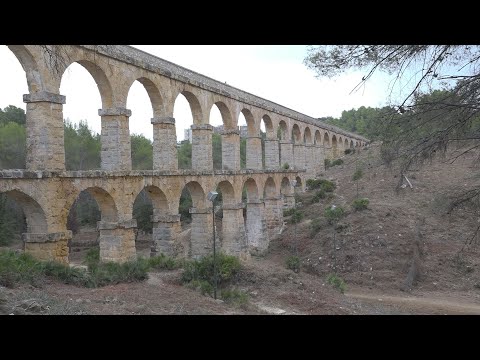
[
  {"x1": 222, "y1": 130, "x2": 241, "y2": 171},
  {"x1": 152, "y1": 117, "x2": 178, "y2": 171},
  {"x1": 293, "y1": 144, "x2": 305, "y2": 170},
  {"x1": 189, "y1": 207, "x2": 214, "y2": 259},
  {"x1": 23, "y1": 91, "x2": 66, "y2": 171},
  {"x1": 221, "y1": 203, "x2": 249, "y2": 260},
  {"x1": 191, "y1": 124, "x2": 213, "y2": 171},
  {"x1": 264, "y1": 139, "x2": 279, "y2": 169},
  {"x1": 23, "y1": 231, "x2": 71, "y2": 264},
  {"x1": 280, "y1": 140, "x2": 294, "y2": 169},
  {"x1": 246, "y1": 136, "x2": 263, "y2": 170},
  {"x1": 151, "y1": 213, "x2": 181, "y2": 257},
  {"x1": 98, "y1": 220, "x2": 137, "y2": 262},
  {"x1": 99, "y1": 107, "x2": 132, "y2": 171}
]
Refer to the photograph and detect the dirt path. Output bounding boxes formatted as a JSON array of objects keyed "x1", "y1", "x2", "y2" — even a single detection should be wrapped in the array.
[{"x1": 345, "y1": 289, "x2": 480, "y2": 314}]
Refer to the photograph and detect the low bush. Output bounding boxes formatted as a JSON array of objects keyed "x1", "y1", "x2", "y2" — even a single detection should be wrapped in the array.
[
  {"x1": 220, "y1": 288, "x2": 249, "y2": 307},
  {"x1": 286, "y1": 255, "x2": 300, "y2": 272},
  {"x1": 332, "y1": 159, "x2": 344, "y2": 166},
  {"x1": 283, "y1": 208, "x2": 295, "y2": 217},
  {"x1": 344, "y1": 148, "x2": 355, "y2": 155},
  {"x1": 310, "y1": 218, "x2": 326, "y2": 236},
  {"x1": 0, "y1": 248, "x2": 178, "y2": 289},
  {"x1": 181, "y1": 252, "x2": 241, "y2": 288},
  {"x1": 352, "y1": 198, "x2": 369, "y2": 211},
  {"x1": 290, "y1": 209, "x2": 304, "y2": 224},
  {"x1": 324, "y1": 206, "x2": 345, "y2": 224},
  {"x1": 310, "y1": 190, "x2": 326, "y2": 204},
  {"x1": 282, "y1": 163, "x2": 290, "y2": 170},
  {"x1": 327, "y1": 273, "x2": 346, "y2": 294},
  {"x1": 306, "y1": 179, "x2": 336, "y2": 192}
]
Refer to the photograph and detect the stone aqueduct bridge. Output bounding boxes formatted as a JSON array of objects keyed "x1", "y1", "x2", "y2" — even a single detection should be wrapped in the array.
[{"x1": 0, "y1": 45, "x2": 368, "y2": 264}]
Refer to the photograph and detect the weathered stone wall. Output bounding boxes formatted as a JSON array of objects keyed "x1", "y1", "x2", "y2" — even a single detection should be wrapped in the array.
[
  {"x1": 265, "y1": 139, "x2": 279, "y2": 170},
  {"x1": 245, "y1": 201, "x2": 267, "y2": 255},
  {"x1": 190, "y1": 208, "x2": 213, "y2": 259},
  {"x1": 24, "y1": 94, "x2": 66, "y2": 171},
  {"x1": 280, "y1": 141, "x2": 294, "y2": 169},
  {"x1": 246, "y1": 137, "x2": 263, "y2": 170},
  {"x1": 191, "y1": 125, "x2": 213, "y2": 172},
  {"x1": 1, "y1": 44, "x2": 369, "y2": 265},
  {"x1": 222, "y1": 130, "x2": 241, "y2": 171},
  {"x1": 151, "y1": 213, "x2": 181, "y2": 257},
  {"x1": 293, "y1": 144, "x2": 306, "y2": 170},
  {"x1": 100, "y1": 108, "x2": 132, "y2": 171},
  {"x1": 221, "y1": 205, "x2": 248, "y2": 259},
  {"x1": 152, "y1": 117, "x2": 178, "y2": 171}
]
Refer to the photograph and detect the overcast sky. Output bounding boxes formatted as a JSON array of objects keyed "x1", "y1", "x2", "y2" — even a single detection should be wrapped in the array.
[{"x1": 0, "y1": 45, "x2": 395, "y2": 141}]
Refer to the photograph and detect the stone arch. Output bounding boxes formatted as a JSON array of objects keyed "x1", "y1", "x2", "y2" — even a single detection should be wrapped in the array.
[
  {"x1": 127, "y1": 77, "x2": 164, "y2": 117},
  {"x1": 2, "y1": 190, "x2": 47, "y2": 233},
  {"x1": 6, "y1": 45, "x2": 43, "y2": 93},
  {"x1": 60, "y1": 59, "x2": 113, "y2": 109},
  {"x1": 263, "y1": 177, "x2": 277, "y2": 198},
  {"x1": 350, "y1": 140, "x2": 354, "y2": 149},
  {"x1": 331, "y1": 134, "x2": 338, "y2": 157},
  {"x1": 77, "y1": 186, "x2": 118, "y2": 222},
  {"x1": 295, "y1": 176, "x2": 303, "y2": 189},
  {"x1": 314, "y1": 130, "x2": 322, "y2": 145},
  {"x1": 241, "y1": 108, "x2": 256, "y2": 137},
  {"x1": 243, "y1": 178, "x2": 259, "y2": 201},
  {"x1": 324, "y1": 132, "x2": 330, "y2": 146},
  {"x1": 344, "y1": 138, "x2": 349, "y2": 150},
  {"x1": 262, "y1": 114, "x2": 274, "y2": 139},
  {"x1": 183, "y1": 181, "x2": 206, "y2": 208},
  {"x1": 211, "y1": 101, "x2": 234, "y2": 129},
  {"x1": 216, "y1": 180, "x2": 236, "y2": 205},
  {"x1": 280, "y1": 177, "x2": 293, "y2": 196},
  {"x1": 140, "y1": 185, "x2": 169, "y2": 212},
  {"x1": 277, "y1": 120, "x2": 288, "y2": 140},
  {"x1": 304, "y1": 127, "x2": 312, "y2": 144},
  {"x1": 291, "y1": 123, "x2": 301, "y2": 144},
  {"x1": 175, "y1": 91, "x2": 203, "y2": 125}
]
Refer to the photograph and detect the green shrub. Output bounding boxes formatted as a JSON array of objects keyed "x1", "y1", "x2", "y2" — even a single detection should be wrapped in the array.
[
  {"x1": 310, "y1": 190, "x2": 326, "y2": 204},
  {"x1": 182, "y1": 252, "x2": 241, "y2": 288},
  {"x1": 327, "y1": 273, "x2": 346, "y2": 294},
  {"x1": 352, "y1": 198, "x2": 369, "y2": 211},
  {"x1": 283, "y1": 208, "x2": 295, "y2": 217},
  {"x1": 320, "y1": 180, "x2": 336, "y2": 193},
  {"x1": 344, "y1": 148, "x2": 355, "y2": 155},
  {"x1": 147, "y1": 253, "x2": 179, "y2": 270},
  {"x1": 310, "y1": 218, "x2": 326, "y2": 236},
  {"x1": 324, "y1": 159, "x2": 331, "y2": 168},
  {"x1": 324, "y1": 205, "x2": 345, "y2": 224},
  {"x1": 83, "y1": 247, "x2": 100, "y2": 270},
  {"x1": 220, "y1": 288, "x2": 249, "y2": 307},
  {"x1": 282, "y1": 163, "x2": 290, "y2": 170},
  {"x1": 352, "y1": 168, "x2": 363, "y2": 182},
  {"x1": 332, "y1": 159, "x2": 344, "y2": 166},
  {"x1": 290, "y1": 209, "x2": 304, "y2": 224},
  {"x1": 185, "y1": 279, "x2": 214, "y2": 296},
  {"x1": 286, "y1": 255, "x2": 300, "y2": 272},
  {"x1": 306, "y1": 179, "x2": 322, "y2": 189},
  {"x1": 0, "y1": 248, "x2": 180, "y2": 289},
  {"x1": 0, "y1": 250, "x2": 45, "y2": 288},
  {"x1": 307, "y1": 178, "x2": 335, "y2": 191}
]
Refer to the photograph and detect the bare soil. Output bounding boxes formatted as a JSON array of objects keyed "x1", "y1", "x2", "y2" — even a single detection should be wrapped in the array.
[{"x1": 3, "y1": 142, "x2": 480, "y2": 315}]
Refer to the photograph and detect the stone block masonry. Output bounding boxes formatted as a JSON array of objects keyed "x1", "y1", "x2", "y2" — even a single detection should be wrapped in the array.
[{"x1": 2, "y1": 45, "x2": 368, "y2": 264}]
